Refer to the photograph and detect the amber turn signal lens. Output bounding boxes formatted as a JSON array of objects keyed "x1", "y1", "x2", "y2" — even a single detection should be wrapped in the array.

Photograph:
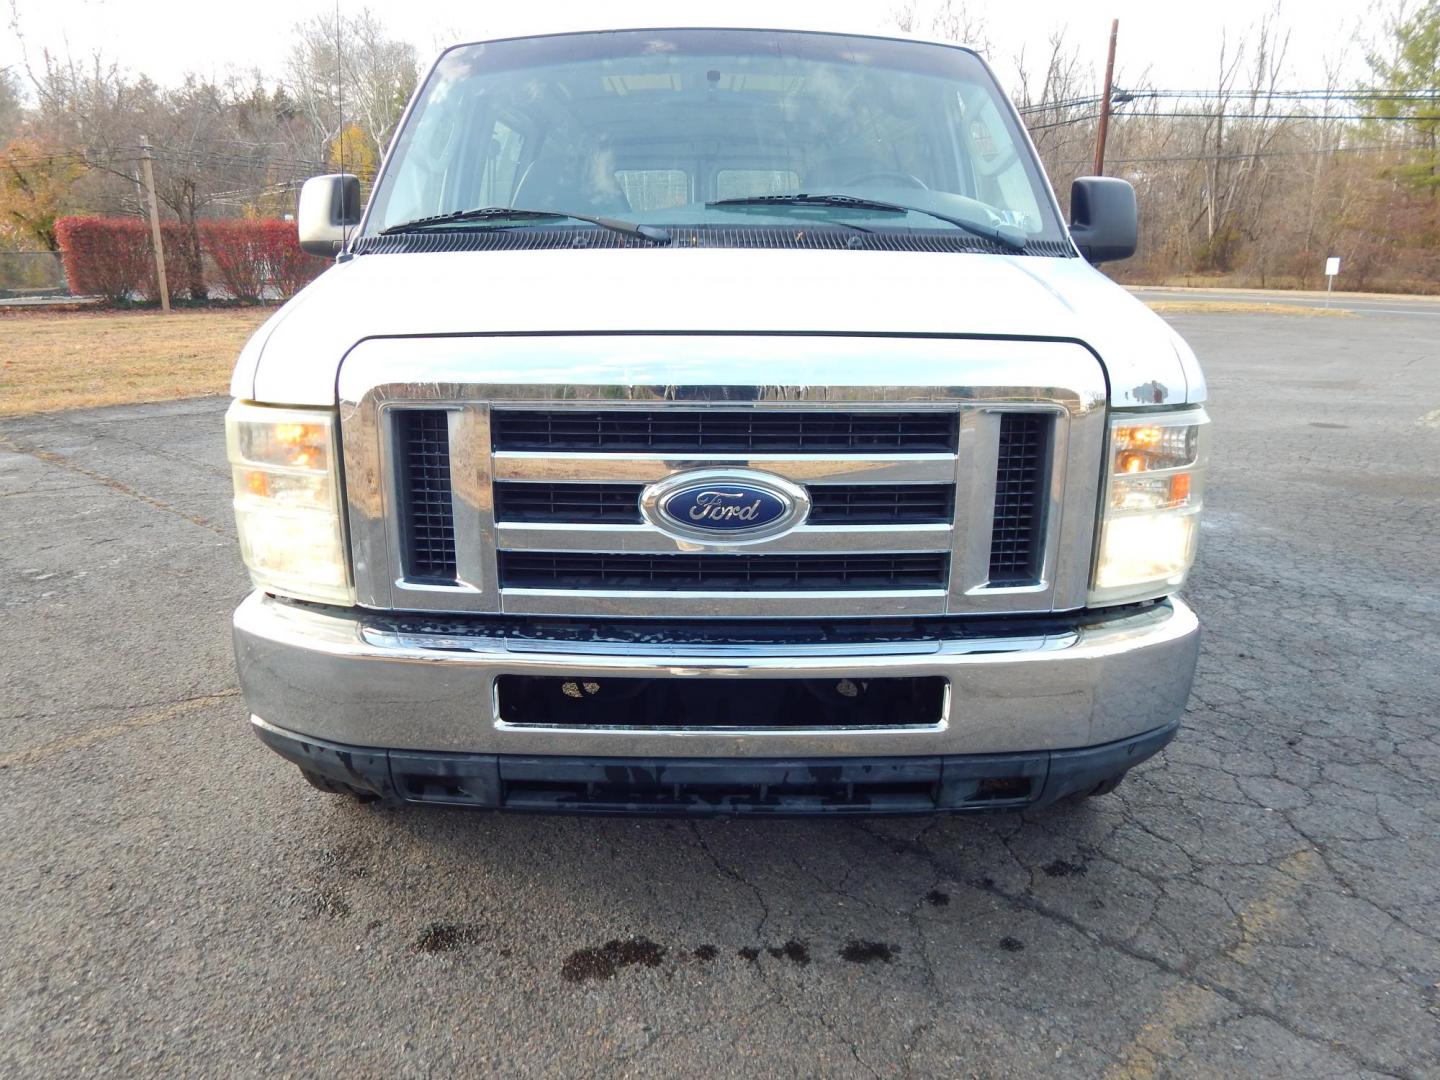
[
  {"x1": 275, "y1": 423, "x2": 326, "y2": 467},
  {"x1": 1128, "y1": 426, "x2": 1163, "y2": 448},
  {"x1": 274, "y1": 423, "x2": 315, "y2": 444},
  {"x1": 244, "y1": 470, "x2": 269, "y2": 497}
]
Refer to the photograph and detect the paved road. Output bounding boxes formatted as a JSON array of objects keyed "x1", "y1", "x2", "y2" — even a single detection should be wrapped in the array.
[
  {"x1": 2, "y1": 311, "x2": 1438, "y2": 1078},
  {"x1": 1130, "y1": 285, "x2": 1440, "y2": 317}
]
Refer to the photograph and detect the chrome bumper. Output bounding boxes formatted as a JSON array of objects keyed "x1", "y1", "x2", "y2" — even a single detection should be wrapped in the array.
[{"x1": 233, "y1": 592, "x2": 1199, "y2": 758}]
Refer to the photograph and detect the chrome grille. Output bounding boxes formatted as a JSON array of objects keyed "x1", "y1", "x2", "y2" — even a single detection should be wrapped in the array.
[
  {"x1": 386, "y1": 404, "x2": 1065, "y2": 616},
  {"x1": 341, "y1": 335, "x2": 1107, "y2": 618}
]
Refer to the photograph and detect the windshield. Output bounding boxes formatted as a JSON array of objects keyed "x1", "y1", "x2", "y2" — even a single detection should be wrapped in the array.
[{"x1": 365, "y1": 29, "x2": 1064, "y2": 246}]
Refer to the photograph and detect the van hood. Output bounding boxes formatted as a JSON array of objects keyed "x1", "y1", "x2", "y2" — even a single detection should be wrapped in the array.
[{"x1": 233, "y1": 249, "x2": 1204, "y2": 407}]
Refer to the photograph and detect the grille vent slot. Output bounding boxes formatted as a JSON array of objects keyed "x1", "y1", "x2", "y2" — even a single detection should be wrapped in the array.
[
  {"x1": 491, "y1": 410, "x2": 958, "y2": 453},
  {"x1": 498, "y1": 552, "x2": 948, "y2": 592},
  {"x1": 989, "y1": 414, "x2": 1050, "y2": 585},
  {"x1": 809, "y1": 484, "x2": 953, "y2": 524},
  {"x1": 396, "y1": 410, "x2": 457, "y2": 583},
  {"x1": 494, "y1": 482, "x2": 641, "y2": 523}
]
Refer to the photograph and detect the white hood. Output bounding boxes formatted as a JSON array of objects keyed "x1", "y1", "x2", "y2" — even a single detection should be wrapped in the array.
[{"x1": 232, "y1": 249, "x2": 1204, "y2": 407}]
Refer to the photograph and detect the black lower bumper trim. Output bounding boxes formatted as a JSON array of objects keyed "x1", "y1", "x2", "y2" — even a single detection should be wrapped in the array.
[{"x1": 253, "y1": 721, "x2": 1178, "y2": 816}]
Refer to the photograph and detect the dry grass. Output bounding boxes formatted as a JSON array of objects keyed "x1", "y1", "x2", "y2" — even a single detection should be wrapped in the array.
[
  {"x1": 0, "y1": 308, "x2": 273, "y2": 417},
  {"x1": 1144, "y1": 301, "x2": 1355, "y2": 317}
]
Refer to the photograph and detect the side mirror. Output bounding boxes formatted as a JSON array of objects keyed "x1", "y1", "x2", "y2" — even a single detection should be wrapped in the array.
[
  {"x1": 297, "y1": 174, "x2": 362, "y2": 257},
  {"x1": 1069, "y1": 177, "x2": 1137, "y2": 264}
]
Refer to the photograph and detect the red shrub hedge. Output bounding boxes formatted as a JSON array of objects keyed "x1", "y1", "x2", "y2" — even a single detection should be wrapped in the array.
[
  {"x1": 54, "y1": 217, "x2": 153, "y2": 302},
  {"x1": 257, "y1": 219, "x2": 329, "y2": 301},
  {"x1": 201, "y1": 220, "x2": 270, "y2": 302},
  {"x1": 55, "y1": 216, "x2": 329, "y2": 303}
]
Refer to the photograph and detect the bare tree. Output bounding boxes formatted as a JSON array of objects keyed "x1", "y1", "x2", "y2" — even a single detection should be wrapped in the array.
[
  {"x1": 0, "y1": 67, "x2": 21, "y2": 143},
  {"x1": 1194, "y1": 7, "x2": 1293, "y2": 269},
  {"x1": 1012, "y1": 29, "x2": 1094, "y2": 211},
  {"x1": 283, "y1": 9, "x2": 418, "y2": 183},
  {"x1": 892, "y1": 0, "x2": 991, "y2": 52}
]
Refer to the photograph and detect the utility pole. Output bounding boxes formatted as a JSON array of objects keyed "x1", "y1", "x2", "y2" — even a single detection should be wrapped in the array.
[
  {"x1": 1092, "y1": 19, "x2": 1119, "y2": 176},
  {"x1": 139, "y1": 138, "x2": 171, "y2": 313}
]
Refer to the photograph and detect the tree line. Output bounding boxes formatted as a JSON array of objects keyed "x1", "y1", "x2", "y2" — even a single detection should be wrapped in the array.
[
  {"x1": 2, "y1": 3, "x2": 1438, "y2": 293},
  {"x1": 1001, "y1": 2, "x2": 1440, "y2": 291},
  {"x1": 0, "y1": 8, "x2": 416, "y2": 297}
]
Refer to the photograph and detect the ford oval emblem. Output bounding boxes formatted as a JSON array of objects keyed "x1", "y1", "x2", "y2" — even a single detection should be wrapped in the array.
[{"x1": 642, "y1": 470, "x2": 810, "y2": 542}]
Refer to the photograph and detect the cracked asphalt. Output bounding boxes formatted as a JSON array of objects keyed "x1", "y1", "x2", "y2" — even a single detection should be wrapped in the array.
[{"x1": 2, "y1": 310, "x2": 1438, "y2": 1078}]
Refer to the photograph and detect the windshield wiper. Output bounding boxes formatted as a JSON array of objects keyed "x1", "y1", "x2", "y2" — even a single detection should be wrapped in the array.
[
  {"x1": 379, "y1": 206, "x2": 671, "y2": 245},
  {"x1": 706, "y1": 194, "x2": 1027, "y2": 251}
]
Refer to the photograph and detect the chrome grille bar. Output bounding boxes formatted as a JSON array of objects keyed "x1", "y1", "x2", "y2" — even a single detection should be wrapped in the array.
[
  {"x1": 495, "y1": 522, "x2": 954, "y2": 554},
  {"x1": 492, "y1": 451, "x2": 958, "y2": 485},
  {"x1": 500, "y1": 588, "x2": 952, "y2": 618}
]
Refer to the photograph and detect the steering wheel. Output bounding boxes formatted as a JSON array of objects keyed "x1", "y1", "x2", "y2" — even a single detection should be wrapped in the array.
[
  {"x1": 972, "y1": 144, "x2": 1019, "y2": 178},
  {"x1": 843, "y1": 170, "x2": 930, "y2": 190}
]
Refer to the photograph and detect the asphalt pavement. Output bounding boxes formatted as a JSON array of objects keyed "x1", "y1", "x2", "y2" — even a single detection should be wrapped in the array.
[{"x1": 2, "y1": 306, "x2": 1438, "y2": 1078}]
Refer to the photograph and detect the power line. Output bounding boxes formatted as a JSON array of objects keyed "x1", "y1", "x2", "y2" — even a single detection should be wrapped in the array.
[
  {"x1": 1017, "y1": 95, "x2": 1104, "y2": 115},
  {"x1": 1118, "y1": 111, "x2": 1438, "y2": 123},
  {"x1": 1124, "y1": 87, "x2": 1440, "y2": 101},
  {"x1": 1054, "y1": 144, "x2": 1405, "y2": 167},
  {"x1": 1027, "y1": 112, "x2": 1102, "y2": 131},
  {"x1": 1017, "y1": 87, "x2": 1440, "y2": 117},
  {"x1": 1017, "y1": 87, "x2": 1439, "y2": 115}
]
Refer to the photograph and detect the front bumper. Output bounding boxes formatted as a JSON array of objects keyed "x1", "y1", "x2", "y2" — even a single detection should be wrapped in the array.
[
  {"x1": 253, "y1": 716, "x2": 1179, "y2": 814},
  {"x1": 235, "y1": 591, "x2": 1197, "y2": 763}
]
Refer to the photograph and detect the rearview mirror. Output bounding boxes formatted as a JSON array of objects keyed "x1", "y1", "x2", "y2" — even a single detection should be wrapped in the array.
[
  {"x1": 1069, "y1": 177, "x2": 1137, "y2": 264},
  {"x1": 298, "y1": 174, "x2": 362, "y2": 257}
]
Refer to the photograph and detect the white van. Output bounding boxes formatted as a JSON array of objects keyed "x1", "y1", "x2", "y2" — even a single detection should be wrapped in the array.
[{"x1": 227, "y1": 26, "x2": 1207, "y2": 815}]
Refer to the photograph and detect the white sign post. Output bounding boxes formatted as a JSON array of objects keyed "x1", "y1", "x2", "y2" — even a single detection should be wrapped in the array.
[{"x1": 1325, "y1": 256, "x2": 1341, "y2": 307}]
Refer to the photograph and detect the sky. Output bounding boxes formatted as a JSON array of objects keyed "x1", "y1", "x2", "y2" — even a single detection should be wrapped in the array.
[{"x1": 2, "y1": 0, "x2": 1391, "y2": 97}]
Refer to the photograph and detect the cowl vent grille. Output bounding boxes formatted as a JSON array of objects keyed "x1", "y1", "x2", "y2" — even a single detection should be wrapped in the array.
[{"x1": 349, "y1": 226, "x2": 1075, "y2": 258}]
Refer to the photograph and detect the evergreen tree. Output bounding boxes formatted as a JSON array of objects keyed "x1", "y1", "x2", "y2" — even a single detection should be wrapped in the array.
[{"x1": 1367, "y1": 1, "x2": 1440, "y2": 194}]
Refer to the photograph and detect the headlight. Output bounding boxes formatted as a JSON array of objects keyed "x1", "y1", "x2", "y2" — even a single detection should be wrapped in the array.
[
  {"x1": 1090, "y1": 408, "x2": 1209, "y2": 606},
  {"x1": 225, "y1": 401, "x2": 352, "y2": 605}
]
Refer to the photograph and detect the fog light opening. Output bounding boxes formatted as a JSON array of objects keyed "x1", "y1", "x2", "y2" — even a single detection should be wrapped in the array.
[{"x1": 976, "y1": 776, "x2": 1033, "y2": 800}]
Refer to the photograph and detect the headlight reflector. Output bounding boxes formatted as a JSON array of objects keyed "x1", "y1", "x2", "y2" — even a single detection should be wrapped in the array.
[
  {"x1": 226, "y1": 402, "x2": 352, "y2": 604},
  {"x1": 1091, "y1": 409, "x2": 1209, "y2": 605}
]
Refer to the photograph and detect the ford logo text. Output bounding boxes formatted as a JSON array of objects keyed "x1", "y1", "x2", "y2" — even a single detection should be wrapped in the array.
[
  {"x1": 661, "y1": 486, "x2": 786, "y2": 531},
  {"x1": 643, "y1": 470, "x2": 809, "y2": 542}
]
